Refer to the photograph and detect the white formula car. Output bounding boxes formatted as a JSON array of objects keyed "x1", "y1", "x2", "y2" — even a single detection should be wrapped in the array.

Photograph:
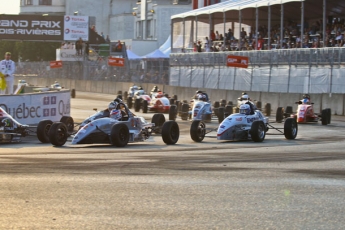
[
  {"x1": 47, "y1": 101, "x2": 179, "y2": 147},
  {"x1": 190, "y1": 103, "x2": 297, "y2": 142}
]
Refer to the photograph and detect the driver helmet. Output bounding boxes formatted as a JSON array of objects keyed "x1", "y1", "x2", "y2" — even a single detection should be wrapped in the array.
[
  {"x1": 302, "y1": 98, "x2": 309, "y2": 104},
  {"x1": 241, "y1": 94, "x2": 249, "y2": 101},
  {"x1": 196, "y1": 90, "x2": 203, "y2": 94},
  {"x1": 198, "y1": 93, "x2": 206, "y2": 101},
  {"x1": 152, "y1": 85, "x2": 158, "y2": 92},
  {"x1": 110, "y1": 109, "x2": 122, "y2": 120},
  {"x1": 239, "y1": 104, "x2": 251, "y2": 115},
  {"x1": 132, "y1": 85, "x2": 138, "y2": 91},
  {"x1": 108, "y1": 101, "x2": 118, "y2": 111},
  {"x1": 303, "y1": 94, "x2": 310, "y2": 100},
  {"x1": 114, "y1": 98, "x2": 122, "y2": 103}
]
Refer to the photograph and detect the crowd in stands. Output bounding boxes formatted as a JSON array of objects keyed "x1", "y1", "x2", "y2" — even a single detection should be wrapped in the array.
[{"x1": 193, "y1": 18, "x2": 345, "y2": 52}]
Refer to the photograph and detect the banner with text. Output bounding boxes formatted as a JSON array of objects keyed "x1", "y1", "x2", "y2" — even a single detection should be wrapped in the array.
[
  {"x1": 63, "y1": 15, "x2": 89, "y2": 41},
  {"x1": 226, "y1": 55, "x2": 249, "y2": 68}
]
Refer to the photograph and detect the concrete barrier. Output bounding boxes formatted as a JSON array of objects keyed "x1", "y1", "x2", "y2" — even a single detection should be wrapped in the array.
[{"x1": 14, "y1": 76, "x2": 344, "y2": 116}]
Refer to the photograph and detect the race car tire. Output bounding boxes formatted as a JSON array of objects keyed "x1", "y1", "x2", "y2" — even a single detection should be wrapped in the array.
[
  {"x1": 251, "y1": 121, "x2": 266, "y2": 142},
  {"x1": 117, "y1": 94, "x2": 122, "y2": 100},
  {"x1": 134, "y1": 98, "x2": 141, "y2": 112},
  {"x1": 142, "y1": 100, "x2": 148, "y2": 113},
  {"x1": 181, "y1": 103, "x2": 189, "y2": 120},
  {"x1": 169, "y1": 105, "x2": 177, "y2": 121},
  {"x1": 285, "y1": 106, "x2": 293, "y2": 117},
  {"x1": 217, "y1": 107, "x2": 225, "y2": 123},
  {"x1": 276, "y1": 107, "x2": 284, "y2": 123},
  {"x1": 152, "y1": 113, "x2": 166, "y2": 134},
  {"x1": 173, "y1": 95, "x2": 178, "y2": 100},
  {"x1": 162, "y1": 121, "x2": 179, "y2": 145},
  {"x1": 256, "y1": 101, "x2": 262, "y2": 110},
  {"x1": 60, "y1": 116, "x2": 74, "y2": 132},
  {"x1": 123, "y1": 91, "x2": 128, "y2": 100},
  {"x1": 233, "y1": 107, "x2": 239, "y2": 114},
  {"x1": 265, "y1": 103, "x2": 271, "y2": 116},
  {"x1": 169, "y1": 98, "x2": 175, "y2": 105},
  {"x1": 327, "y1": 108, "x2": 331, "y2": 124},
  {"x1": 225, "y1": 105, "x2": 233, "y2": 117},
  {"x1": 227, "y1": 101, "x2": 233, "y2": 106},
  {"x1": 71, "y1": 89, "x2": 76, "y2": 98},
  {"x1": 220, "y1": 99, "x2": 227, "y2": 107},
  {"x1": 321, "y1": 109, "x2": 328, "y2": 125},
  {"x1": 284, "y1": 118, "x2": 298, "y2": 140},
  {"x1": 110, "y1": 123, "x2": 129, "y2": 147},
  {"x1": 213, "y1": 108, "x2": 219, "y2": 117},
  {"x1": 117, "y1": 90, "x2": 122, "y2": 95},
  {"x1": 48, "y1": 122, "x2": 68, "y2": 146},
  {"x1": 213, "y1": 101, "x2": 220, "y2": 108},
  {"x1": 190, "y1": 120, "x2": 206, "y2": 142},
  {"x1": 127, "y1": 97, "x2": 133, "y2": 109},
  {"x1": 37, "y1": 119, "x2": 53, "y2": 143}
]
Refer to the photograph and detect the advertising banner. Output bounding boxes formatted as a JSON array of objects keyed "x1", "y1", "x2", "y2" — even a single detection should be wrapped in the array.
[
  {"x1": 108, "y1": 57, "x2": 125, "y2": 67},
  {"x1": 0, "y1": 90, "x2": 71, "y2": 125},
  {"x1": 56, "y1": 49, "x2": 83, "y2": 61},
  {"x1": 0, "y1": 14, "x2": 63, "y2": 41},
  {"x1": 50, "y1": 60, "x2": 63, "y2": 68},
  {"x1": 63, "y1": 15, "x2": 89, "y2": 41},
  {"x1": 226, "y1": 55, "x2": 249, "y2": 68}
]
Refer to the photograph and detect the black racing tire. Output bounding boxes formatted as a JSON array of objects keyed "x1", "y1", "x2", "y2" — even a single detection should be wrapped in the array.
[
  {"x1": 110, "y1": 123, "x2": 129, "y2": 147},
  {"x1": 161, "y1": 121, "x2": 179, "y2": 145},
  {"x1": 134, "y1": 98, "x2": 141, "y2": 112},
  {"x1": 142, "y1": 100, "x2": 148, "y2": 113},
  {"x1": 213, "y1": 107, "x2": 219, "y2": 117},
  {"x1": 71, "y1": 89, "x2": 76, "y2": 98},
  {"x1": 213, "y1": 101, "x2": 220, "y2": 108},
  {"x1": 173, "y1": 95, "x2": 178, "y2": 100},
  {"x1": 48, "y1": 122, "x2": 68, "y2": 146},
  {"x1": 117, "y1": 90, "x2": 122, "y2": 95},
  {"x1": 165, "y1": 93, "x2": 169, "y2": 98},
  {"x1": 152, "y1": 113, "x2": 166, "y2": 134},
  {"x1": 233, "y1": 107, "x2": 239, "y2": 114},
  {"x1": 327, "y1": 108, "x2": 331, "y2": 124},
  {"x1": 127, "y1": 96, "x2": 133, "y2": 109},
  {"x1": 256, "y1": 101, "x2": 262, "y2": 110},
  {"x1": 225, "y1": 105, "x2": 233, "y2": 117},
  {"x1": 276, "y1": 107, "x2": 284, "y2": 123},
  {"x1": 284, "y1": 118, "x2": 298, "y2": 140},
  {"x1": 190, "y1": 120, "x2": 206, "y2": 142},
  {"x1": 169, "y1": 105, "x2": 177, "y2": 121},
  {"x1": 117, "y1": 94, "x2": 123, "y2": 100},
  {"x1": 169, "y1": 98, "x2": 175, "y2": 105},
  {"x1": 321, "y1": 109, "x2": 328, "y2": 125},
  {"x1": 123, "y1": 91, "x2": 128, "y2": 100},
  {"x1": 181, "y1": 103, "x2": 189, "y2": 120},
  {"x1": 37, "y1": 119, "x2": 53, "y2": 143},
  {"x1": 218, "y1": 107, "x2": 225, "y2": 123},
  {"x1": 227, "y1": 101, "x2": 233, "y2": 106},
  {"x1": 60, "y1": 116, "x2": 74, "y2": 132},
  {"x1": 220, "y1": 99, "x2": 226, "y2": 107},
  {"x1": 251, "y1": 121, "x2": 266, "y2": 142},
  {"x1": 265, "y1": 103, "x2": 271, "y2": 116},
  {"x1": 285, "y1": 106, "x2": 293, "y2": 114}
]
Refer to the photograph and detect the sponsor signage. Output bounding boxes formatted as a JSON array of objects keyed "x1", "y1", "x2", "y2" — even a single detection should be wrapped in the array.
[
  {"x1": 63, "y1": 15, "x2": 89, "y2": 41},
  {"x1": 56, "y1": 49, "x2": 83, "y2": 61},
  {"x1": 50, "y1": 60, "x2": 62, "y2": 68},
  {"x1": 0, "y1": 90, "x2": 70, "y2": 125},
  {"x1": 108, "y1": 57, "x2": 125, "y2": 67},
  {"x1": 226, "y1": 55, "x2": 249, "y2": 68},
  {"x1": 0, "y1": 14, "x2": 63, "y2": 41}
]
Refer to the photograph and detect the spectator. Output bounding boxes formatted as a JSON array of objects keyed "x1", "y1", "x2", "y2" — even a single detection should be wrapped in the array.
[
  {"x1": 106, "y1": 35, "x2": 110, "y2": 43},
  {"x1": 197, "y1": 41, "x2": 202, "y2": 52},
  {"x1": 205, "y1": 37, "x2": 211, "y2": 52},
  {"x1": 0, "y1": 52, "x2": 16, "y2": 95},
  {"x1": 241, "y1": 27, "x2": 247, "y2": 39},
  {"x1": 210, "y1": 30, "x2": 216, "y2": 42},
  {"x1": 215, "y1": 31, "x2": 220, "y2": 40}
]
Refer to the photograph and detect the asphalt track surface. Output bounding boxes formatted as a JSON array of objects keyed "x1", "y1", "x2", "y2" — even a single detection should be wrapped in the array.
[{"x1": 1, "y1": 92, "x2": 345, "y2": 230}]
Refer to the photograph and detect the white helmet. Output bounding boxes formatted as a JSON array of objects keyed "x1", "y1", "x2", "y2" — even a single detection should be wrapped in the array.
[
  {"x1": 108, "y1": 101, "x2": 118, "y2": 111},
  {"x1": 241, "y1": 94, "x2": 249, "y2": 101},
  {"x1": 110, "y1": 109, "x2": 122, "y2": 120},
  {"x1": 198, "y1": 94, "x2": 206, "y2": 101},
  {"x1": 239, "y1": 104, "x2": 251, "y2": 115}
]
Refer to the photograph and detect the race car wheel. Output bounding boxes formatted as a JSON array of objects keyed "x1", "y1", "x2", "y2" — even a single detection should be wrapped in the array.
[
  {"x1": 37, "y1": 119, "x2": 53, "y2": 143},
  {"x1": 327, "y1": 108, "x2": 331, "y2": 124},
  {"x1": 127, "y1": 97, "x2": 133, "y2": 109},
  {"x1": 71, "y1": 89, "x2": 76, "y2": 98},
  {"x1": 117, "y1": 90, "x2": 122, "y2": 95},
  {"x1": 48, "y1": 122, "x2": 68, "y2": 146},
  {"x1": 152, "y1": 114, "x2": 166, "y2": 134},
  {"x1": 321, "y1": 109, "x2": 328, "y2": 125},
  {"x1": 276, "y1": 107, "x2": 284, "y2": 123},
  {"x1": 227, "y1": 101, "x2": 233, "y2": 106},
  {"x1": 284, "y1": 118, "x2": 298, "y2": 140},
  {"x1": 256, "y1": 101, "x2": 262, "y2": 110},
  {"x1": 169, "y1": 98, "x2": 175, "y2": 105},
  {"x1": 169, "y1": 105, "x2": 177, "y2": 121},
  {"x1": 265, "y1": 103, "x2": 271, "y2": 116},
  {"x1": 173, "y1": 95, "x2": 178, "y2": 100},
  {"x1": 110, "y1": 123, "x2": 129, "y2": 147},
  {"x1": 217, "y1": 107, "x2": 225, "y2": 123},
  {"x1": 225, "y1": 105, "x2": 233, "y2": 117},
  {"x1": 117, "y1": 94, "x2": 122, "y2": 100},
  {"x1": 123, "y1": 91, "x2": 128, "y2": 100},
  {"x1": 251, "y1": 121, "x2": 266, "y2": 142},
  {"x1": 190, "y1": 120, "x2": 206, "y2": 142},
  {"x1": 134, "y1": 98, "x2": 141, "y2": 112},
  {"x1": 142, "y1": 100, "x2": 148, "y2": 113},
  {"x1": 220, "y1": 99, "x2": 226, "y2": 107},
  {"x1": 60, "y1": 116, "x2": 74, "y2": 132},
  {"x1": 181, "y1": 103, "x2": 189, "y2": 120},
  {"x1": 162, "y1": 121, "x2": 179, "y2": 145},
  {"x1": 213, "y1": 101, "x2": 220, "y2": 108}
]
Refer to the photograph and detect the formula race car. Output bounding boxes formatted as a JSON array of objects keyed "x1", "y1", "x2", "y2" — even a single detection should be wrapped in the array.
[
  {"x1": 131, "y1": 90, "x2": 171, "y2": 113},
  {"x1": 46, "y1": 100, "x2": 179, "y2": 147},
  {"x1": 0, "y1": 107, "x2": 60, "y2": 144},
  {"x1": 190, "y1": 103, "x2": 297, "y2": 143},
  {"x1": 276, "y1": 99, "x2": 331, "y2": 125}
]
